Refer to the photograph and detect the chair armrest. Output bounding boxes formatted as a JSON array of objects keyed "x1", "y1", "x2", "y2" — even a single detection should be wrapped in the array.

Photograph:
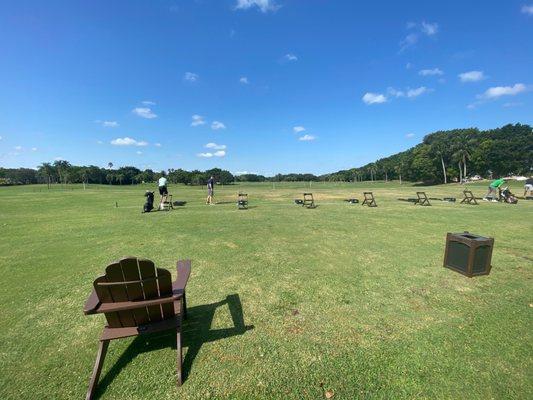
[
  {"x1": 172, "y1": 259, "x2": 191, "y2": 295},
  {"x1": 95, "y1": 295, "x2": 181, "y2": 314},
  {"x1": 83, "y1": 288, "x2": 101, "y2": 315}
]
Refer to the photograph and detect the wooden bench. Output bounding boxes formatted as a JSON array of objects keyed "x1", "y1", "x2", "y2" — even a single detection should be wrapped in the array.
[
  {"x1": 362, "y1": 192, "x2": 377, "y2": 207},
  {"x1": 415, "y1": 192, "x2": 431, "y2": 206},
  {"x1": 83, "y1": 257, "x2": 191, "y2": 399},
  {"x1": 237, "y1": 193, "x2": 248, "y2": 210},
  {"x1": 460, "y1": 190, "x2": 478, "y2": 205}
]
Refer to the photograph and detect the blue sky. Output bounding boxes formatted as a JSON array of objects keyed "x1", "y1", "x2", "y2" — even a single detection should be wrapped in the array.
[{"x1": 0, "y1": 0, "x2": 532, "y2": 175}]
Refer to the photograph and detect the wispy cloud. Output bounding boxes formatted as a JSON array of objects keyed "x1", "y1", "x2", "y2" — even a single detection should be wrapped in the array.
[
  {"x1": 407, "y1": 86, "x2": 430, "y2": 98},
  {"x1": 405, "y1": 133, "x2": 415, "y2": 138},
  {"x1": 155, "y1": 143, "x2": 162, "y2": 147},
  {"x1": 110, "y1": 137, "x2": 148, "y2": 146},
  {"x1": 362, "y1": 92, "x2": 387, "y2": 104},
  {"x1": 399, "y1": 21, "x2": 438, "y2": 52},
  {"x1": 421, "y1": 21, "x2": 439, "y2": 36},
  {"x1": 299, "y1": 134, "x2": 316, "y2": 141},
  {"x1": 191, "y1": 114, "x2": 206, "y2": 127},
  {"x1": 239, "y1": 77, "x2": 249, "y2": 84},
  {"x1": 132, "y1": 107, "x2": 157, "y2": 119},
  {"x1": 458, "y1": 70, "x2": 485, "y2": 82},
  {"x1": 419, "y1": 68, "x2": 443, "y2": 76},
  {"x1": 211, "y1": 121, "x2": 226, "y2": 130},
  {"x1": 235, "y1": 0, "x2": 281, "y2": 13},
  {"x1": 503, "y1": 102, "x2": 523, "y2": 108},
  {"x1": 14, "y1": 146, "x2": 22, "y2": 151},
  {"x1": 284, "y1": 53, "x2": 298, "y2": 62},
  {"x1": 293, "y1": 126, "x2": 306, "y2": 133},
  {"x1": 205, "y1": 142, "x2": 226, "y2": 150},
  {"x1": 477, "y1": 83, "x2": 527, "y2": 100},
  {"x1": 142, "y1": 100, "x2": 156, "y2": 105},
  {"x1": 136, "y1": 151, "x2": 143, "y2": 155},
  {"x1": 103, "y1": 120, "x2": 119, "y2": 127},
  {"x1": 521, "y1": 4, "x2": 533, "y2": 15},
  {"x1": 184, "y1": 72, "x2": 199, "y2": 82}
]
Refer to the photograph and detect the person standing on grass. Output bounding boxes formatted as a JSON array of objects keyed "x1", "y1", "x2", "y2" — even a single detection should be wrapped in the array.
[
  {"x1": 524, "y1": 177, "x2": 533, "y2": 197},
  {"x1": 206, "y1": 175, "x2": 215, "y2": 205},
  {"x1": 484, "y1": 177, "x2": 506, "y2": 201},
  {"x1": 158, "y1": 175, "x2": 168, "y2": 209}
]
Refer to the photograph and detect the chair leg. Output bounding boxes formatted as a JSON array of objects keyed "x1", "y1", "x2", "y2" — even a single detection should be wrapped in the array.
[
  {"x1": 182, "y1": 292, "x2": 187, "y2": 320},
  {"x1": 176, "y1": 330, "x2": 183, "y2": 386},
  {"x1": 86, "y1": 339, "x2": 110, "y2": 400}
]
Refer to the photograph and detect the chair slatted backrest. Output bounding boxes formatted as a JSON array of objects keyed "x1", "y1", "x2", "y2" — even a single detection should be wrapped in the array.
[
  {"x1": 93, "y1": 257, "x2": 174, "y2": 328},
  {"x1": 416, "y1": 192, "x2": 431, "y2": 206},
  {"x1": 362, "y1": 192, "x2": 377, "y2": 207}
]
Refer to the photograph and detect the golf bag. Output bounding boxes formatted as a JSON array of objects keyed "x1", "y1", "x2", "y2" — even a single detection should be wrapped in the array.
[
  {"x1": 500, "y1": 187, "x2": 518, "y2": 204},
  {"x1": 143, "y1": 191, "x2": 155, "y2": 212}
]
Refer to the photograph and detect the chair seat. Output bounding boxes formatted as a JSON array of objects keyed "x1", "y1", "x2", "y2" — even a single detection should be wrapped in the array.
[{"x1": 101, "y1": 315, "x2": 181, "y2": 341}]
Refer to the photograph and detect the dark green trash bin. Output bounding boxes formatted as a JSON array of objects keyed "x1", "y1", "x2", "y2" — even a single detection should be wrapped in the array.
[{"x1": 443, "y1": 232, "x2": 494, "y2": 277}]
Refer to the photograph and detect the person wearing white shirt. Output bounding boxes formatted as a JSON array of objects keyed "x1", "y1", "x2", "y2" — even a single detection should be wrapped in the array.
[{"x1": 158, "y1": 176, "x2": 168, "y2": 209}]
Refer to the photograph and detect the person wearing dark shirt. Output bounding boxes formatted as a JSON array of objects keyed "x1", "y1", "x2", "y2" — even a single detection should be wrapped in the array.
[{"x1": 206, "y1": 176, "x2": 215, "y2": 205}]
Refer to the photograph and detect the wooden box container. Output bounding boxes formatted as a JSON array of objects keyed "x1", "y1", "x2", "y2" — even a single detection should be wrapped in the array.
[{"x1": 443, "y1": 232, "x2": 494, "y2": 277}]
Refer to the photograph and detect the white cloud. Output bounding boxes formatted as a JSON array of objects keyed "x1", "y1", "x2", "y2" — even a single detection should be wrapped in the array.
[
  {"x1": 197, "y1": 150, "x2": 226, "y2": 158},
  {"x1": 205, "y1": 142, "x2": 226, "y2": 150},
  {"x1": 407, "y1": 86, "x2": 429, "y2": 98},
  {"x1": 142, "y1": 100, "x2": 156, "y2": 105},
  {"x1": 400, "y1": 21, "x2": 438, "y2": 52},
  {"x1": 154, "y1": 143, "x2": 162, "y2": 147},
  {"x1": 110, "y1": 137, "x2": 148, "y2": 146},
  {"x1": 235, "y1": 0, "x2": 280, "y2": 13},
  {"x1": 14, "y1": 146, "x2": 22, "y2": 150},
  {"x1": 102, "y1": 120, "x2": 119, "y2": 127},
  {"x1": 406, "y1": 133, "x2": 415, "y2": 138},
  {"x1": 421, "y1": 21, "x2": 439, "y2": 36},
  {"x1": 299, "y1": 134, "x2": 316, "y2": 141},
  {"x1": 387, "y1": 87, "x2": 405, "y2": 98},
  {"x1": 284, "y1": 53, "x2": 298, "y2": 61},
  {"x1": 184, "y1": 72, "x2": 199, "y2": 82},
  {"x1": 399, "y1": 33, "x2": 418, "y2": 52},
  {"x1": 406, "y1": 62, "x2": 413, "y2": 69},
  {"x1": 31, "y1": 147, "x2": 37, "y2": 151},
  {"x1": 419, "y1": 68, "x2": 443, "y2": 76},
  {"x1": 362, "y1": 92, "x2": 387, "y2": 104},
  {"x1": 136, "y1": 151, "x2": 143, "y2": 155},
  {"x1": 97, "y1": 140, "x2": 103, "y2": 144},
  {"x1": 293, "y1": 126, "x2": 306, "y2": 133},
  {"x1": 477, "y1": 83, "x2": 527, "y2": 100},
  {"x1": 458, "y1": 70, "x2": 485, "y2": 82},
  {"x1": 211, "y1": 121, "x2": 226, "y2": 130},
  {"x1": 239, "y1": 77, "x2": 249, "y2": 84},
  {"x1": 503, "y1": 102, "x2": 523, "y2": 108},
  {"x1": 191, "y1": 114, "x2": 206, "y2": 127},
  {"x1": 132, "y1": 107, "x2": 157, "y2": 119},
  {"x1": 521, "y1": 4, "x2": 533, "y2": 15}
]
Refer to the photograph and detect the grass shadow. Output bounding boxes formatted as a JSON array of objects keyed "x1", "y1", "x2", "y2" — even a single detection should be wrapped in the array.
[
  {"x1": 94, "y1": 294, "x2": 253, "y2": 398},
  {"x1": 173, "y1": 201, "x2": 187, "y2": 207}
]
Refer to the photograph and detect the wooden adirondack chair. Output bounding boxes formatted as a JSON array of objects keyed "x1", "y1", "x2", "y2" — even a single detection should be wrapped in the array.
[
  {"x1": 460, "y1": 190, "x2": 478, "y2": 205},
  {"x1": 415, "y1": 192, "x2": 431, "y2": 206},
  {"x1": 83, "y1": 257, "x2": 191, "y2": 400},
  {"x1": 362, "y1": 192, "x2": 377, "y2": 207}
]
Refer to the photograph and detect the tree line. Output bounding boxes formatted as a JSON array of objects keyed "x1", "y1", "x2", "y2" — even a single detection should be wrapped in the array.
[
  {"x1": 1, "y1": 124, "x2": 531, "y2": 186},
  {"x1": 322, "y1": 123, "x2": 532, "y2": 183}
]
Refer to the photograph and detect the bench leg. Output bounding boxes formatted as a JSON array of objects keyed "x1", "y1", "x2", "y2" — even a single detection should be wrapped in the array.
[{"x1": 86, "y1": 339, "x2": 110, "y2": 400}]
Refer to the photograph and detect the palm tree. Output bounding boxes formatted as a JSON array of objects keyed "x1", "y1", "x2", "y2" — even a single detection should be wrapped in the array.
[{"x1": 38, "y1": 163, "x2": 54, "y2": 189}]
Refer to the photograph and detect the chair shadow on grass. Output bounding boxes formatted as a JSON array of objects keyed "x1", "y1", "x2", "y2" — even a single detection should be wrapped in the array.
[{"x1": 94, "y1": 294, "x2": 254, "y2": 399}]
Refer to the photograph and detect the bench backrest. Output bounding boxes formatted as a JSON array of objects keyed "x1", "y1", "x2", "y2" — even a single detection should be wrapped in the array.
[{"x1": 93, "y1": 257, "x2": 174, "y2": 328}]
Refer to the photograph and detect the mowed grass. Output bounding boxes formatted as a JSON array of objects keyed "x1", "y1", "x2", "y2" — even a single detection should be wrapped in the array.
[{"x1": 0, "y1": 181, "x2": 532, "y2": 399}]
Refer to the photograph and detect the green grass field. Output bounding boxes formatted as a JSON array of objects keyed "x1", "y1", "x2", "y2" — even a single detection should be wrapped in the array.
[{"x1": 0, "y1": 181, "x2": 532, "y2": 399}]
